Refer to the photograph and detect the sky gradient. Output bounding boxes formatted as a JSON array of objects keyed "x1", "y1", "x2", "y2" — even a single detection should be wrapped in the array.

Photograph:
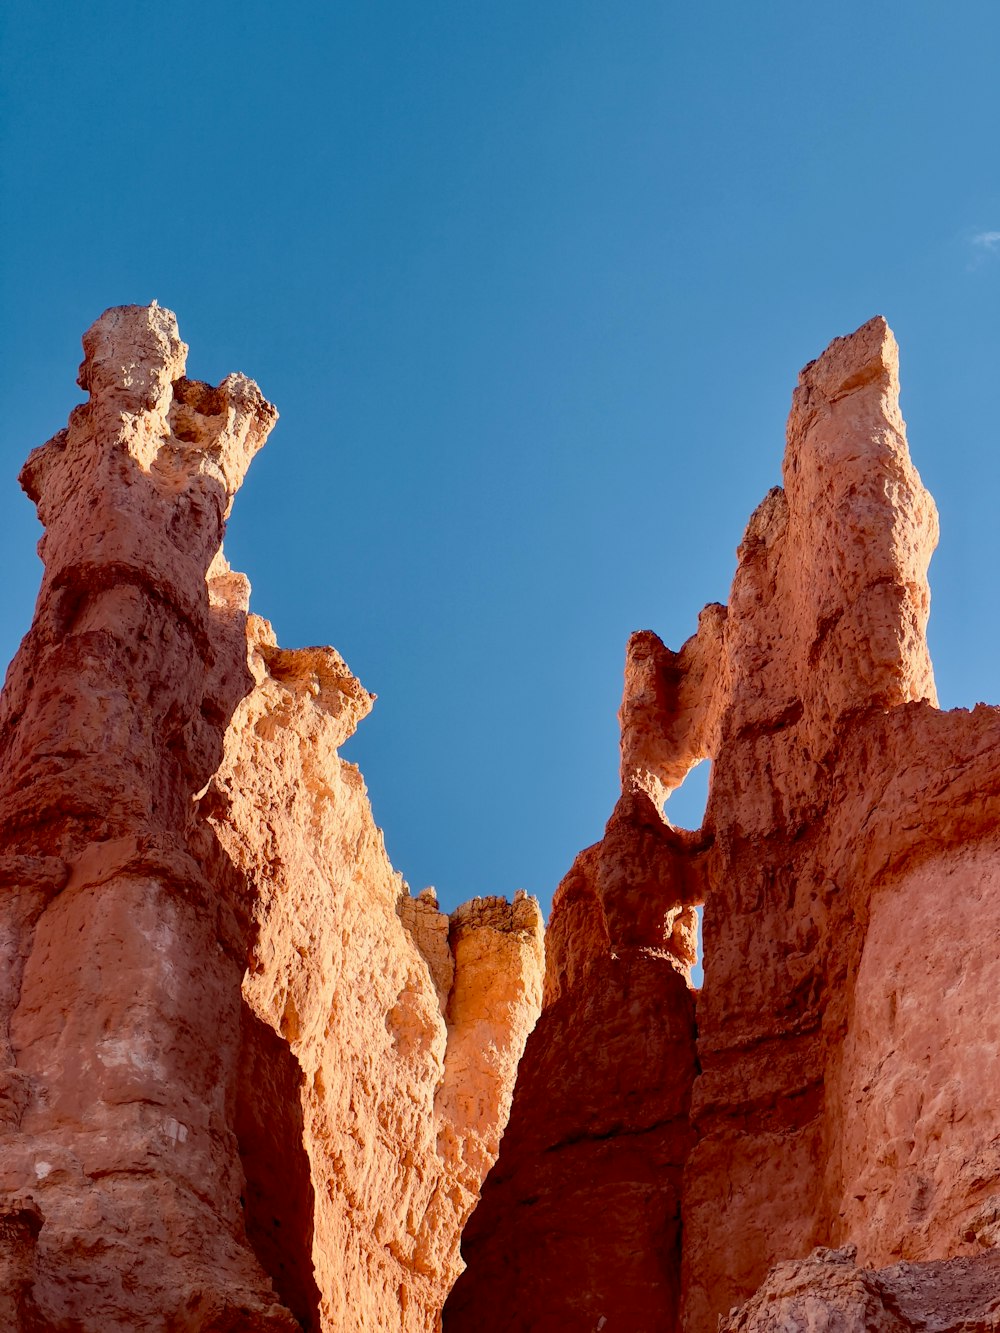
[{"x1": 2, "y1": 3, "x2": 999, "y2": 962}]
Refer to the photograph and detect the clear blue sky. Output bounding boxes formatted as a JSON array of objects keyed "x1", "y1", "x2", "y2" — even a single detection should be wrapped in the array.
[{"x1": 2, "y1": 3, "x2": 999, "y2": 933}]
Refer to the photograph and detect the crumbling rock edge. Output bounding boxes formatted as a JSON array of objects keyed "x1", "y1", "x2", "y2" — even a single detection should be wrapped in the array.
[{"x1": 720, "y1": 1246, "x2": 1000, "y2": 1332}]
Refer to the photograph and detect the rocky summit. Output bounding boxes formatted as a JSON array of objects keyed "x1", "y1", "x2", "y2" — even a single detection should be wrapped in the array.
[{"x1": 2, "y1": 307, "x2": 999, "y2": 1331}]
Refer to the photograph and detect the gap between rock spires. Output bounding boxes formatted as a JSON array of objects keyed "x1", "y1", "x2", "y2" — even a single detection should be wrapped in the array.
[{"x1": 2, "y1": 305, "x2": 999, "y2": 1331}]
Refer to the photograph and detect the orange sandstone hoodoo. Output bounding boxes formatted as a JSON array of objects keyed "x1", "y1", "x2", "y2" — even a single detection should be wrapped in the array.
[
  {"x1": 0, "y1": 305, "x2": 543, "y2": 1332},
  {"x1": 3, "y1": 307, "x2": 1000, "y2": 1332},
  {"x1": 446, "y1": 316, "x2": 1000, "y2": 1332}
]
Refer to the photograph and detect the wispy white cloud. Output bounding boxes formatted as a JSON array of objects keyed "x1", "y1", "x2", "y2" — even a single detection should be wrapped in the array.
[{"x1": 965, "y1": 229, "x2": 1000, "y2": 271}]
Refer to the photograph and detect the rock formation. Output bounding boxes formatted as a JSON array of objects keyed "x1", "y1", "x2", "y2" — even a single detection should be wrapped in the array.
[
  {"x1": 0, "y1": 305, "x2": 544, "y2": 1331},
  {"x1": 447, "y1": 317, "x2": 1000, "y2": 1330},
  {"x1": 6, "y1": 305, "x2": 1000, "y2": 1332}
]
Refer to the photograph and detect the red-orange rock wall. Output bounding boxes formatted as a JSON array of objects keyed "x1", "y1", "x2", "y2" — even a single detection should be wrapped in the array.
[
  {"x1": 0, "y1": 306, "x2": 544, "y2": 1331},
  {"x1": 446, "y1": 804, "x2": 700, "y2": 1331}
]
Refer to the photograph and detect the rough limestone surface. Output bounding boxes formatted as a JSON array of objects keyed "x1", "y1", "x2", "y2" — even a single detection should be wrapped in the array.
[
  {"x1": 0, "y1": 305, "x2": 544, "y2": 1331},
  {"x1": 446, "y1": 317, "x2": 1000, "y2": 1331}
]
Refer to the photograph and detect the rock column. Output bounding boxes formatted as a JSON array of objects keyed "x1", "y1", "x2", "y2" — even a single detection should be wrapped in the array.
[{"x1": 0, "y1": 306, "x2": 545, "y2": 1331}]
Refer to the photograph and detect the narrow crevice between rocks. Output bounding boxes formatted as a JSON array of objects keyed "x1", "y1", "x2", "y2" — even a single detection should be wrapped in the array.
[{"x1": 234, "y1": 1006, "x2": 321, "y2": 1331}]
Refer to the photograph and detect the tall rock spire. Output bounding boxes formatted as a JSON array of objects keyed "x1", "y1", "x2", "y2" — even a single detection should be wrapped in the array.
[
  {"x1": 448, "y1": 317, "x2": 1000, "y2": 1333},
  {"x1": 0, "y1": 306, "x2": 544, "y2": 1331}
]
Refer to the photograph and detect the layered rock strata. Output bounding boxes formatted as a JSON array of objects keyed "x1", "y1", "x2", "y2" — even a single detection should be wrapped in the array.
[
  {"x1": 0, "y1": 305, "x2": 544, "y2": 1331},
  {"x1": 447, "y1": 317, "x2": 1000, "y2": 1330}
]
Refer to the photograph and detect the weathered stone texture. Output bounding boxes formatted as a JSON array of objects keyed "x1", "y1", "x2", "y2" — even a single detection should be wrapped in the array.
[
  {"x1": 448, "y1": 317, "x2": 1000, "y2": 1331},
  {"x1": 719, "y1": 1246, "x2": 1000, "y2": 1332},
  {"x1": 0, "y1": 305, "x2": 543, "y2": 1331}
]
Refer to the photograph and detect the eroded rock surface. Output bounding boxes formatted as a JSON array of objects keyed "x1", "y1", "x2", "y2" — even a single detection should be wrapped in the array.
[
  {"x1": 0, "y1": 305, "x2": 543, "y2": 1331},
  {"x1": 447, "y1": 317, "x2": 1000, "y2": 1331}
]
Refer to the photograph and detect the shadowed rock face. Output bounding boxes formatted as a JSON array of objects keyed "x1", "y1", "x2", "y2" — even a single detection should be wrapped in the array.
[
  {"x1": 0, "y1": 306, "x2": 544, "y2": 1331},
  {"x1": 447, "y1": 318, "x2": 1000, "y2": 1331}
]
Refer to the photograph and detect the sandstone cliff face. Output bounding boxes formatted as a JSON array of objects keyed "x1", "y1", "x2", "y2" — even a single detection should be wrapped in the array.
[
  {"x1": 445, "y1": 788, "x2": 702, "y2": 1332},
  {"x1": 447, "y1": 317, "x2": 1000, "y2": 1331},
  {"x1": 0, "y1": 305, "x2": 543, "y2": 1331}
]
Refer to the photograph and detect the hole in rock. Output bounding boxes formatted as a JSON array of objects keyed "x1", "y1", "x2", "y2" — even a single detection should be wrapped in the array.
[
  {"x1": 663, "y1": 758, "x2": 711, "y2": 831},
  {"x1": 662, "y1": 762, "x2": 709, "y2": 991},
  {"x1": 690, "y1": 907, "x2": 704, "y2": 990}
]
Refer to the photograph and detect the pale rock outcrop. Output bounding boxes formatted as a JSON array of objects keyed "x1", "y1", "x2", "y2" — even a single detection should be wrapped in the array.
[
  {"x1": 447, "y1": 317, "x2": 1000, "y2": 1332},
  {"x1": 0, "y1": 305, "x2": 543, "y2": 1331}
]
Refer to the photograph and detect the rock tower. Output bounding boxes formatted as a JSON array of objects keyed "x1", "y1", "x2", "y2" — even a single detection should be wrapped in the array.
[
  {"x1": 0, "y1": 305, "x2": 544, "y2": 1331},
  {"x1": 447, "y1": 317, "x2": 1000, "y2": 1332}
]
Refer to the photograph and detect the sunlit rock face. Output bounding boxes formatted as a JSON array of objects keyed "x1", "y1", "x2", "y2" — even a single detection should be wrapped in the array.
[
  {"x1": 0, "y1": 305, "x2": 544, "y2": 1332},
  {"x1": 447, "y1": 318, "x2": 1000, "y2": 1332}
]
